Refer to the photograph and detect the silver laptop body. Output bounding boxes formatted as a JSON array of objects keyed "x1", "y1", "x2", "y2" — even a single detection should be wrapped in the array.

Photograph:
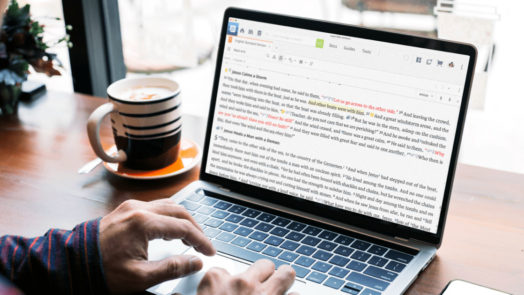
[{"x1": 148, "y1": 8, "x2": 476, "y2": 295}]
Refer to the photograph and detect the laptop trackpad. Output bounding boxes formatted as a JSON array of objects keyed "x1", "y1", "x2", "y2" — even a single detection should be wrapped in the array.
[{"x1": 147, "y1": 240, "x2": 309, "y2": 295}]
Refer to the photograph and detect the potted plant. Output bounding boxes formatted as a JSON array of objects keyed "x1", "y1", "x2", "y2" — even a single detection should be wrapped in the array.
[{"x1": 0, "y1": 0, "x2": 69, "y2": 115}]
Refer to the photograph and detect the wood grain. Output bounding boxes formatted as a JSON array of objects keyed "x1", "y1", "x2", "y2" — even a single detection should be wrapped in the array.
[{"x1": 0, "y1": 91, "x2": 523, "y2": 294}]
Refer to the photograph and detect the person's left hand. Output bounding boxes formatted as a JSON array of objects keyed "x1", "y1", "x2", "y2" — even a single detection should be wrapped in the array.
[{"x1": 99, "y1": 198, "x2": 216, "y2": 294}]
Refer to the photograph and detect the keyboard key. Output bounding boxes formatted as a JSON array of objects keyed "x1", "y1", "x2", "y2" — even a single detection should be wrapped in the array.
[
  {"x1": 265, "y1": 236, "x2": 284, "y2": 246},
  {"x1": 240, "y1": 218, "x2": 259, "y2": 228},
  {"x1": 368, "y1": 245, "x2": 388, "y2": 256},
  {"x1": 225, "y1": 214, "x2": 244, "y2": 223},
  {"x1": 313, "y1": 250, "x2": 333, "y2": 261},
  {"x1": 351, "y1": 240, "x2": 371, "y2": 251},
  {"x1": 193, "y1": 213, "x2": 208, "y2": 224},
  {"x1": 213, "y1": 240, "x2": 287, "y2": 268},
  {"x1": 368, "y1": 256, "x2": 388, "y2": 267},
  {"x1": 197, "y1": 206, "x2": 215, "y2": 215},
  {"x1": 347, "y1": 260, "x2": 366, "y2": 271},
  {"x1": 318, "y1": 230, "x2": 338, "y2": 241},
  {"x1": 324, "y1": 277, "x2": 345, "y2": 290},
  {"x1": 347, "y1": 272, "x2": 389, "y2": 291},
  {"x1": 280, "y1": 240, "x2": 299, "y2": 251},
  {"x1": 312, "y1": 261, "x2": 332, "y2": 273},
  {"x1": 334, "y1": 235, "x2": 355, "y2": 246},
  {"x1": 262, "y1": 246, "x2": 283, "y2": 257},
  {"x1": 306, "y1": 272, "x2": 327, "y2": 284},
  {"x1": 296, "y1": 245, "x2": 316, "y2": 256},
  {"x1": 279, "y1": 251, "x2": 299, "y2": 262},
  {"x1": 187, "y1": 193, "x2": 204, "y2": 202},
  {"x1": 329, "y1": 255, "x2": 350, "y2": 267},
  {"x1": 270, "y1": 227, "x2": 289, "y2": 237},
  {"x1": 228, "y1": 205, "x2": 246, "y2": 214},
  {"x1": 257, "y1": 213, "x2": 276, "y2": 222},
  {"x1": 384, "y1": 250, "x2": 414, "y2": 264},
  {"x1": 232, "y1": 236, "x2": 250, "y2": 247},
  {"x1": 286, "y1": 232, "x2": 305, "y2": 241},
  {"x1": 211, "y1": 210, "x2": 229, "y2": 219},
  {"x1": 341, "y1": 282, "x2": 363, "y2": 294},
  {"x1": 219, "y1": 222, "x2": 238, "y2": 232},
  {"x1": 295, "y1": 256, "x2": 315, "y2": 267},
  {"x1": 341, "y1": 288, "x2": 359, "y2": 295},
  {"x1": 351, "y1": 251, "x2": 371, "y2": 262},
  {"x1": 328, "y1": 266, "x2": 349, "y2": 278},
  {"x1": 247, "y1": 241, "x2": 266, "y2": 252},
  {"x1": 303, "y1": 226, "x2": 322, "y2": 236},
  {"x1": 318, "y1": 241, "x2": 337, "y2": 251},
  {"x1": 361, "y1": 288, "x2": 381, "y2": 295},
  {"x1": 200, "y1": 197, "x2": 218, "y2": 206},
  {"x1": 204, "y1": 218, "x2": 223, "y2": 228},
  {"x1": 272, "y1": 217, "x2": 291, "y2": 227},
  {"x1": 249, "y1": 231, "x2": 268, "y2": 241},
  {"x1": 291, "y1": 264, "x2": 310, "y2": 278},
  {"x1": 334, "y1": 245, "x2": 354, "y2": 257},
  {"x1": 302, "y1": 236, "x2": 321, "y2": 246},
  {"x1": 364, "y1": 265, "x2": 398, "y2": 282},
  {"x1": 287, "y1": 222, "x2": 307, "y2": 231},
  {"x1": 180, "y1": 200, "x2": 200, "y2": 211},
  {"x1": 255, "y1": 222, "x2": 274, "y2": 232},
  {"x1": 242, "y1": 209, "x2": 261, "y2": 218},
  {"x1": 385, "y1": 261, "x2": 406, "y2": 273},
  {"x1": 234, "y1": 227, "x2": 253, "y2": 237},
  {"x1": 217, "y1": 232, "x2": 235, "y2": 242},
  {"x1": 204, "y1": 227, "x2": 220, "y2": 238},
  {"x1": 214, "y1": 201, "x2": 232, "y2": 210}
]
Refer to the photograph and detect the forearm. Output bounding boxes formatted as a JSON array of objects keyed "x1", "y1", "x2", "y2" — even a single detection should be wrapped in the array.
[{"x1": 0, "y1": 218, "x2": 109, "y2": 295}]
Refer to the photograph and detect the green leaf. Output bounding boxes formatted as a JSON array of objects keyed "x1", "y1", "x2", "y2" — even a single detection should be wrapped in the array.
[
  {"x1": 9, "y1": 56, "x2": 28, "y2": 75},
  {"x1": 1, "y1": 0, "x2": 66, "y2": 78}
]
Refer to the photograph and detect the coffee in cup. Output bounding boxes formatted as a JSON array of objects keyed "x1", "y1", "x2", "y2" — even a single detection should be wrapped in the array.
[{"x1": 87, "y1": 77, "x2": 182, "y2": 170}]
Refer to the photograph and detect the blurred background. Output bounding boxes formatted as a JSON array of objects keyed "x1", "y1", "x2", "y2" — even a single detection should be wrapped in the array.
[{"x1": 19, "y1": 0, "x2": 524, "y2": 175}]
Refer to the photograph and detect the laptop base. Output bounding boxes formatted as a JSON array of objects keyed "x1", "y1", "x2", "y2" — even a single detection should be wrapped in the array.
[{"x1": 147, "y1": 181, "x2": 436, "y2": 295}]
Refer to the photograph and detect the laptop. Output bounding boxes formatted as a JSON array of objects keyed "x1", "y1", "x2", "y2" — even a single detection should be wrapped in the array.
[{"x1": 147, "y1": 8, "x2": 476, "y2": 295}]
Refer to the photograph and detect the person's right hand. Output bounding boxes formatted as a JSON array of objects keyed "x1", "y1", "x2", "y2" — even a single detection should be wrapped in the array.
[
  {"x1": 99, "y1": 199, "x2": 215, "y2": 294},
  {"x1": 197, "y1": 259, "x2": 298, "y2": 295}
]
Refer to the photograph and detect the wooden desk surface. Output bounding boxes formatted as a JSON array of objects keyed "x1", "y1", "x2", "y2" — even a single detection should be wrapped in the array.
[{"x1": 1, "y1": 91, "x2": 523, "y2": 294}]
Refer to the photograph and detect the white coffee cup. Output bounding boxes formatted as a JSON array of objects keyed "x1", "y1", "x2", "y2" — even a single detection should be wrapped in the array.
[{"x1": 87, "y1": 77, "x2": 182, "y2": 170}]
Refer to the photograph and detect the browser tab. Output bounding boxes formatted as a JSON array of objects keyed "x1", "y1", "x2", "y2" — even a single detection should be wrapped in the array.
[
  {"x1": 328, "y1": 43, "x2": 338, "y2": 49},
  {"x1": 343, "y1": 45, "x2": 356, "y2": 52}
]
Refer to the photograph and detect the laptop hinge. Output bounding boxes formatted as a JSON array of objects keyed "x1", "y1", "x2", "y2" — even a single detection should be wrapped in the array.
[
  {"x1": 218, "y1": 185, "x2": 231, "y2": 192},
  {"x1": 203, "y1": 181, "x2": 231, "y2": 192},
  {"x1": 394, "y1": 236, "x2": 409, "y2": 242}
]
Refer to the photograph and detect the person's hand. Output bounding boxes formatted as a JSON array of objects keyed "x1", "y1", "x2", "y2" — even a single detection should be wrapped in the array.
[
  {"x1": 197, "y1": 259, "x2": 298, "y2": 295},
  {"x1": 99, "y1": 199, "x2": 216, "y2": 294}
]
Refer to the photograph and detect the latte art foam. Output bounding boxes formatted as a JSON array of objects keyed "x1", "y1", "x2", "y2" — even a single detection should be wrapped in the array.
[{"x1": 120, "y1": 86, "x2": 173, "y2": 101}]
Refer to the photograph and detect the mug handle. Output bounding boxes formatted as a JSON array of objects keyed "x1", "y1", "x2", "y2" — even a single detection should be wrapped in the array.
[{"x1": 87, "y1": 102, "x2": 127, "y2": 163}]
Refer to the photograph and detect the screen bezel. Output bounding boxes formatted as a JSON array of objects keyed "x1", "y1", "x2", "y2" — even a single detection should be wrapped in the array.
[{"x1": 200, "y1": 7, "x2": 477, "y2": 246}]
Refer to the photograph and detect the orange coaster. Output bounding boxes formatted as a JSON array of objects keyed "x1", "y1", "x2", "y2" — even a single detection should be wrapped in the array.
[{"x1": 103, "y1": 138, "x2": 202, "y2": 179}]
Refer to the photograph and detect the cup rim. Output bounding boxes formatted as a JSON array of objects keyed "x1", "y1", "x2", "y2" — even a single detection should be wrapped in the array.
[{"x1": 107, "y1": 77, "x2": 180, "y2": 105}]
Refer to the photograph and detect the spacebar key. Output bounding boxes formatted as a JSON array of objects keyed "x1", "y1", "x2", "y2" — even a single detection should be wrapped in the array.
[{"x1": 213, "y1": 240, "x2": 289, "y2": 269}]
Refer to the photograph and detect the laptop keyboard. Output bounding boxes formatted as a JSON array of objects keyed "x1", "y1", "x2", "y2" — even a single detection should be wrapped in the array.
[{"x1": 180, "y1": 191, "x2": 415, "y2": 295}]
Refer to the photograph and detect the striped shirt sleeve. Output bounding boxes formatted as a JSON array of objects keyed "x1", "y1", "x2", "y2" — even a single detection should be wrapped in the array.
[{"x1": 0, "y1": 218, "x2": 109, "y2": 295}]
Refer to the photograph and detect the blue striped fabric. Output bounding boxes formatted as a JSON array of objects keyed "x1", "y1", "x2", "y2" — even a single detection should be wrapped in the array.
[{"x1": 0, "y1": 218, "x2": 108, "y2": 294}]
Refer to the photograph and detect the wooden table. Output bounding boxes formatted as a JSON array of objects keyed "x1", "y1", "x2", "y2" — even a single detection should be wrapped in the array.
[{"x1": 1, "y1": 91, "x2": 523, "y2": 295}]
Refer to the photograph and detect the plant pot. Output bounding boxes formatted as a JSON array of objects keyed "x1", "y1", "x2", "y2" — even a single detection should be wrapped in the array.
[{"x1": 0, "y1": 83, "x2": 22, "y2": 116}]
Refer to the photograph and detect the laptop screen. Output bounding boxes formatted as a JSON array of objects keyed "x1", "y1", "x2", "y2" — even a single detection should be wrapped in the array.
[{"x1": 205, "y1": 17, "x2": 470, "y2": 234}]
